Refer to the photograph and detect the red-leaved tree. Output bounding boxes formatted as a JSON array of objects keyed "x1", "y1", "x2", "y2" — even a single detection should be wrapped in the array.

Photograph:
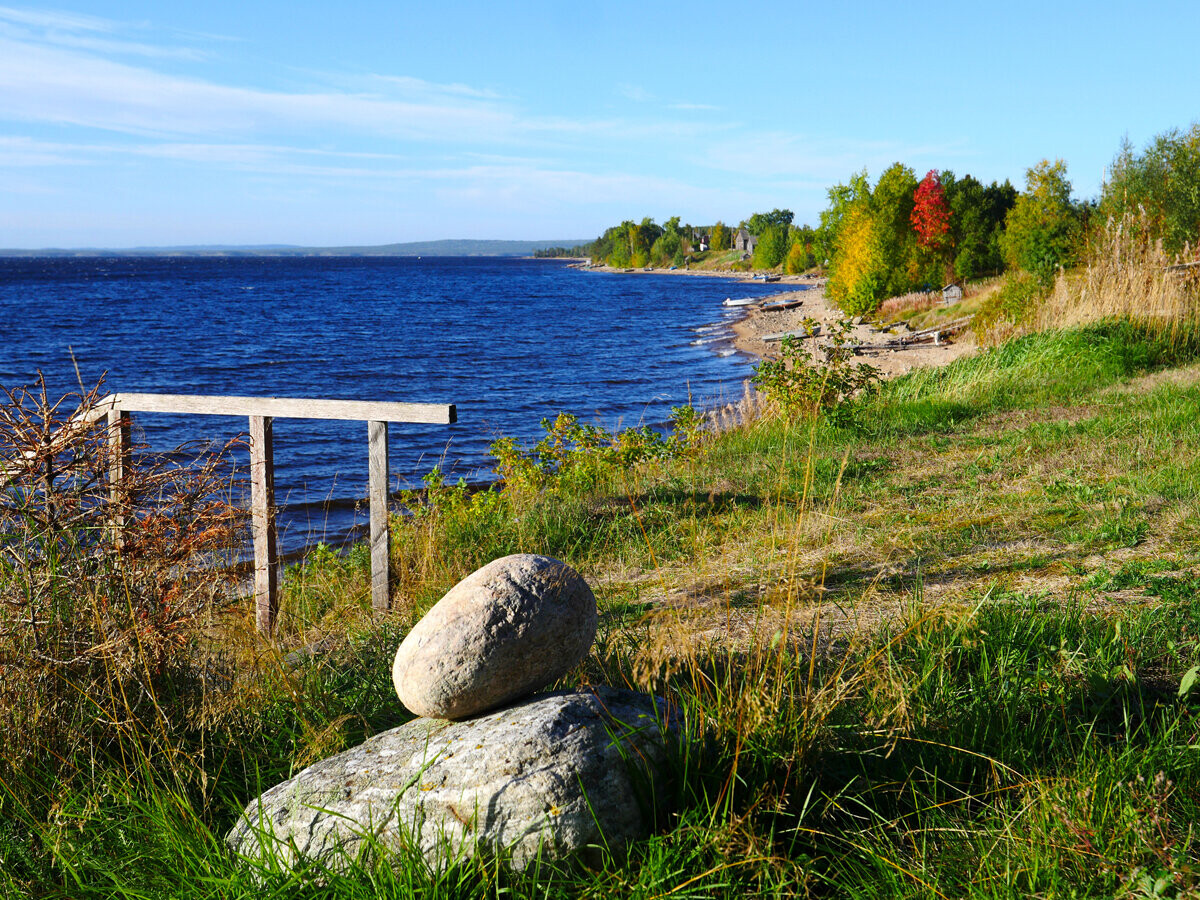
[{"x1": 911, "y1": 170, "x2": 951, "y2": 252}]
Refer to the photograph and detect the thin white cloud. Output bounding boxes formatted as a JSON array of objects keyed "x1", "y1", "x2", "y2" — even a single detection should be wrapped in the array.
[
  {"x1": 366, "y1": 74, "x2": 503, "y2": 101},
  {"x1": 0, "y1": 28, "x2": 734, "y2": 152},
  {"x1": 701, "y1": 132, "x2": 973, "y2": 180},
  {"x1": 617, "y1": 83, "x2": 653, "y2": 103},
  {"x1": 0, "y1": 5, "x2": 114, "y2": 33},
  {"x1": 0, "y1": 4, "x2": 208, "y2": 59},
  {"x1": 0, "y1": 135, "x2": 97, "y2": 166},
  {"x1": 0, "y1": 37, "x2": 518, "y2": 141},
  {"x1": 34, "y1": 29, "x2": 207, "y2": 60}
]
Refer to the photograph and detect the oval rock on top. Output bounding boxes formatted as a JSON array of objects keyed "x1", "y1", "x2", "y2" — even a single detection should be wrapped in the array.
[{"x1": 392, "y1": 554, "x2": 598, "y2": 719}]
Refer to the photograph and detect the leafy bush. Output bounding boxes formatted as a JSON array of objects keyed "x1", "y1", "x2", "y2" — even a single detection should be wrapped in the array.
[
  {"x1": 751, "y1": 318, "x2": 880, "y2": 423},
  {"x1": 489, "y1": 406, "x2": 704, "y2": 491}
]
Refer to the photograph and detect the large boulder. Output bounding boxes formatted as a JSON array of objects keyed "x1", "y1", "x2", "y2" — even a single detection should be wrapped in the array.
[
  {"x1": 392, "y1": 554, "x2": 597, "y2": 719},
  {"x1": 227, "y1": 687, "x2": 677, "y2": 874}
]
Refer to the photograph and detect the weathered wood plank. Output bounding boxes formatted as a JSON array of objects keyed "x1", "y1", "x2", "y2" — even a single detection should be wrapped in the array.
[
  {"x1": 763, "y1": 329, "x2": 818, "y2": 342},
  {"x1": 249, "y1": 415, "x2": 278, "y2": 634},
  {"x1": 106, "y1": 407, "x2": 131, "y2": 548},
  {"x1": 368, "y1": 420, "x2": 390, "y2": 614},
  {"x1": 87, "y1": 393, "x2": 456, "y2": 425}
]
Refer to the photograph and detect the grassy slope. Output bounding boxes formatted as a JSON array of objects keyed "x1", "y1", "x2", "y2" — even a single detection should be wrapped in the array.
[{"x1": 5, "y1": 321, "x2": 1200, "y2": 898}]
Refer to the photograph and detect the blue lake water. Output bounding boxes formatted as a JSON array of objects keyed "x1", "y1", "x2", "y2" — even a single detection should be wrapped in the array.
[{"x1": 0, "y1": 256, "x2": 792, "y2": 555}]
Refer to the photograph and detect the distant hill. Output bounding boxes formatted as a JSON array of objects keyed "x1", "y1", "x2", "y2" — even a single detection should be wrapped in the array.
[{"x1": 0, "y1": 239, "x2": 591, "y2": 258}]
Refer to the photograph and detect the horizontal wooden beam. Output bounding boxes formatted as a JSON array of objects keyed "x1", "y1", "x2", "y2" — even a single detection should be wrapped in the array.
[{"x1": 85, "y1": 393, "x2": 456, "y2": 425}]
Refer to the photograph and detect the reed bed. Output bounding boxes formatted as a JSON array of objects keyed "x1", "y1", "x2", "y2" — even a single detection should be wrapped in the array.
[{"x1": 1040, "y1": 213, "x2": 1200, "y2": 336}]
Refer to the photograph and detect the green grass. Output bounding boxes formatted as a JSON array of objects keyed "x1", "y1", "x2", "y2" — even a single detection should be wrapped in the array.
[{"x1": 5, "y1": 319, "x2": 1200, "y2": 897}]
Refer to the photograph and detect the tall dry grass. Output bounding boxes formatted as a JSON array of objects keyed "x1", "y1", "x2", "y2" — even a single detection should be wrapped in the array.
[{"x1": 1040, "y1": 212, "x2": 1200, "y2": 336}]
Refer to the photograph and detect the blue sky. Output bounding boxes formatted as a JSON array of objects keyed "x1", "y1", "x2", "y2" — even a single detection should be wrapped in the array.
[{"x1": 2, "y1": 1, "x2": 1198, "y2": 248}]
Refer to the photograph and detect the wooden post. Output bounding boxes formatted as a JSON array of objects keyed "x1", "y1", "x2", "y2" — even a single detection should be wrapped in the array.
[
  {"x1": 249, "y1": 415, "x2": 278, "y2": 634},
  {"x1": 368, "y1": 420, "x2": 390, "y2": 613},
  {"x1": 106, "y1": 407, "x2": 131, "y2": 547}
]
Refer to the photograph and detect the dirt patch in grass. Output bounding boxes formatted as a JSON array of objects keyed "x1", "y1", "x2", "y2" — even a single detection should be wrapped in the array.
[
  {"x1": 1105, "y1": 360, "x2": 1200, "y2": 394},
  {"x1": 977, "y1": 405, "x2": 1098, "y2": 435}
]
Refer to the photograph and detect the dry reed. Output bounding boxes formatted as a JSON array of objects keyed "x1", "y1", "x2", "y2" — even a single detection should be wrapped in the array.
[
  {"x1": 877, "y1": 290, "x2": 943, "y2": 320},
  {"x1": 1039, "y1": 212, "x2": 1200, "y2": 335}
]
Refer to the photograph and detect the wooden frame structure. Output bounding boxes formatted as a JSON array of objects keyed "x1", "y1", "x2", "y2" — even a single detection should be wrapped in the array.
[{"x1": 87, "y1": 393, "x2": 456, "y2": 634}]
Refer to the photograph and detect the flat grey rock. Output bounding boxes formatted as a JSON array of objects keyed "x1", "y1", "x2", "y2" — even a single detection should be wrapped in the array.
[
  {"x1": 227, "y1": 687, "x2": 676, "y2": 874},
  {"x1": 392, "y1": 554, "x2": 597, "y2": 719}
]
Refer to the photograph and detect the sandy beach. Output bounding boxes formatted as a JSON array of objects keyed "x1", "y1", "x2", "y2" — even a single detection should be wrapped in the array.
[
  {"x1": 729, "y1": 280, "x2": 976, "y2": 378},
  {"x1": 581, "y1": 264, "x2": 976, "y2": 377}
]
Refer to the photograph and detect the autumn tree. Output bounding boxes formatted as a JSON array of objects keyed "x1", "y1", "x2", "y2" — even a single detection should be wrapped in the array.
[
  {"x1": 784, "y1": 240, "x2": 812, "y2": 274},
  {"x1": 912, "y1": 170, "x2": 952, "y2": 251},
  {"x1": 817, "y1": 170, "x2": 871, "y2": 264},
  {"x1": 711, "y1": 221, "x2": 729, "y2": 251},
  {"x1": 784, "y1": 224, "x2": 817, "y2": 273},
  {"x1": 827, "y1": 203, "x2": 888, "y2": 315}
]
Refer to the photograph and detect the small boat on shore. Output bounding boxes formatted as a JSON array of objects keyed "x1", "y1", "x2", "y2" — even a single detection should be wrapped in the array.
[
  {"x1": 761, "y1": 298, "x2": 804, "y2": 312},
  {"x1": 722, "y1": 296, "x2": 761, "y2": 307}
]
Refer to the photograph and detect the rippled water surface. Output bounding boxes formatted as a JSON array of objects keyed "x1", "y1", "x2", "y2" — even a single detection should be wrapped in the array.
[{"x1": 0, "y1": 256, "x2": 793, "y2": 552}]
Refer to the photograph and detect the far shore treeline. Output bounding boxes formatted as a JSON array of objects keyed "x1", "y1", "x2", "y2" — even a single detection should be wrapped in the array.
[{"x1": 565, "y1": 122, "x2": 1200, "y2": 316}]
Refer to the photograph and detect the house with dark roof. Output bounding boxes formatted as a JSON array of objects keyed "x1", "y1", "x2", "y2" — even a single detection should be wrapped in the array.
[{"x1": 733, "y1": 228, "x2": 758, "y2": 255}]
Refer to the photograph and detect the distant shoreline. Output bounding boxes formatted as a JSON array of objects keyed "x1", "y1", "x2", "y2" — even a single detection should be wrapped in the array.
[{"x1": 0, "y1": 238, "x2": 592, "y2": 259}]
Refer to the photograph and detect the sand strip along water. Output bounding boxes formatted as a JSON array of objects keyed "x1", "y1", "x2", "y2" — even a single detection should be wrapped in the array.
[{"x1": 577, "y1": 264, "x2": 976, "y2": 377}]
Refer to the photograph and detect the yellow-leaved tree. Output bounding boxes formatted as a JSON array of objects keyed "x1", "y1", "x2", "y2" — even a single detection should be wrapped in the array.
[{"x1": 827, "y1": 204, "x2": 887, "y2": 315}]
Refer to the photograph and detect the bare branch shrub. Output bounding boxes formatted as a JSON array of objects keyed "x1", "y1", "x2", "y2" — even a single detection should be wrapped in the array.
[{"x1": 0, "y1": 375, "x2": 243, "y2": 805}]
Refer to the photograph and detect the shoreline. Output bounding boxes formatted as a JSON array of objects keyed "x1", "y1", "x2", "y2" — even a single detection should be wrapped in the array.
[{"x1": 578, "y1": 262, "x2": 978, "y2": 377}]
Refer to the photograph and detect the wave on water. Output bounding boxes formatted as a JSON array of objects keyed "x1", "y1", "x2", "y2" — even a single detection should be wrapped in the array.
[{"x1": 0, "y1": 256, "x2": 783, "y2": 555}]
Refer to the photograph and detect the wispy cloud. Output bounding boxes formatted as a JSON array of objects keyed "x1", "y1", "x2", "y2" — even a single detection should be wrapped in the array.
[
  {"x1": 0, "y1": 4, "x2": 209, "y2": 59},
  {"x1": 0, "y1": 22, "x2": 734, "y2": 153},
  {"x1": 0, "y1": 5, "x2": 116, "y2": 33},
  {"x1": 0, "y1": 5, "x2": 936, "y2": 242},
  {"x1": 0, "y1": 37, "x2": 518, "y2": 141},
  {"x1": 701, "y1": 132, "x2": 973, "y2": 180},
  {"x1": 365, "y1": 74, "x2": 504, "y2": 101},
  {"x1": 0, "y1": 135, "x2": 100, "y2": 166},
  {"x1": 617, "y1": 83, "x2": 653, "y2": 103}
]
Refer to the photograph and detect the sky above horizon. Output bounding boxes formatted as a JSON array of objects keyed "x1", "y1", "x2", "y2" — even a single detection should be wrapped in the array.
[{"x1": 2, "y1": 1, "x2": 1199, "y2": 248}]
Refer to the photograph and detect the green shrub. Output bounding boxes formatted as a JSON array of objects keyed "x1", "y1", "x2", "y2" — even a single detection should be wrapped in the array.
[
  {"x1": 751, "y1": 318, "x2": 879, "y2": 424},
  {"x1": 489, "y1": 406, "x2": 704, "y2": 492}
]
